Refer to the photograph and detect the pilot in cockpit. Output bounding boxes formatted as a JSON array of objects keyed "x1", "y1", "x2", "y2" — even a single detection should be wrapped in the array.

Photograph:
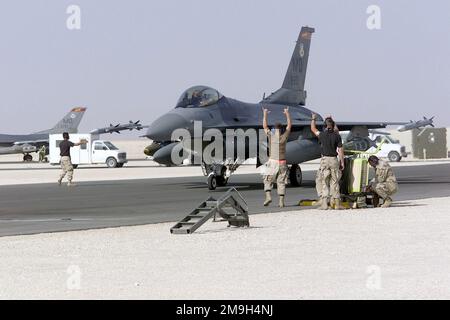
[{"x1": 191, "y1": 90, "x2": 202, "y2": 106}]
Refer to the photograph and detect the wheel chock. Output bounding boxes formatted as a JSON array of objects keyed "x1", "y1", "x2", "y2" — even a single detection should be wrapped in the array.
[{"x1": 298, "y1": 199, "x2": 318, "y2": 206}]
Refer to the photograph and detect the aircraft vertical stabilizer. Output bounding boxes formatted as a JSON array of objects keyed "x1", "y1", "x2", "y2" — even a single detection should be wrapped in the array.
[
  {"x1": 34, "y1": 107, "x2": 87, "y2": 134},
  {"x1": 263, "y1": 26, "x2": 315, "y2": 106}
]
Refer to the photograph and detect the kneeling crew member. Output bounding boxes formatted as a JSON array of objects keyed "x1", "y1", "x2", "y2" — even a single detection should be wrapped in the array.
[
  {"x1": 262, "y1": 106, "x2": 292, "y2": 208},
  {"x1": 58, "y1": 132, "x2": 86, "y2": 186},
  {"x1": 368, "y1": 155, "x2": 398, "y2": 208},
  {"x1": 38, "y1": 145, "x2": 47, "y2": 162},
  {"x1": 311, "y1": 114, "x2": 345, "y2": 210}
]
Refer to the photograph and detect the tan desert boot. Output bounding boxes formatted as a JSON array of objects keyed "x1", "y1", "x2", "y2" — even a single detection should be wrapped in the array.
[
  {"x1": 279, "y1": 195, "x2": 285, "y2": 208},
  {"x1": 319, "y1": 198, "x2": 329, "y2": 210},
  {"x1": 263, "y1": 191, "x2": 272, "y2": 206},
  {"x1": 381, "y1": 197, "x2": 392, "y2": 208}
]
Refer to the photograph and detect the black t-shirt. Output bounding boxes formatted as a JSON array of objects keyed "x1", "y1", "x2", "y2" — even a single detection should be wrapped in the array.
[
  {"x1": 318, "y1": 130, "x2": 343, "y2": 157},
  {"x1": 59, "y1": 140, "x2": 75, "y2": 157}
]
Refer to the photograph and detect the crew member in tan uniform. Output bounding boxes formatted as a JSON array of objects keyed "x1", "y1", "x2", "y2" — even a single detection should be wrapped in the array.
[
  {"x1": 58, "y1": 132, "x2": 86, "y2": 187},
  {"x1": 311, "y1": 114, "x2": 345, "y2": 210},
  {"x1": 314, "y1": 119, "x2": 340, "y2": 200},
  {"x1": 368, "y1": 155, "x2": 398, "y2": 208},
  {"x1": 262, "y1": 107, "x2": 292, "y2": 208}
]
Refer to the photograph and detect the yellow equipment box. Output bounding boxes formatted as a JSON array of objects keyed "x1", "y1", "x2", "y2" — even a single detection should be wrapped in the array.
[{"x1": 343, "y1": 157, "x2": 369, "y2": 194}]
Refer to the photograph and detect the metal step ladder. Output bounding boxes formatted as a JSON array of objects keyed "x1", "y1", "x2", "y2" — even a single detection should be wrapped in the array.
[{"x1": 170, "y1": 188, "x2": 250, "y2": 234}]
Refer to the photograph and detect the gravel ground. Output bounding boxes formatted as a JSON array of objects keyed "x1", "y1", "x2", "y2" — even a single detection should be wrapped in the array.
[{"x1": 0, "y1": 197, "x2": 449, "y2": 299}]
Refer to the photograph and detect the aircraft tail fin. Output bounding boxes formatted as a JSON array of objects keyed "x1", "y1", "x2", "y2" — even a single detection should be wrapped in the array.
[
  {"x1": 35, "y1": 107, "x2": 87, "y2": 134},
  {"x1": 263, "y1": 26, "x2": 315, "y2": 106}
]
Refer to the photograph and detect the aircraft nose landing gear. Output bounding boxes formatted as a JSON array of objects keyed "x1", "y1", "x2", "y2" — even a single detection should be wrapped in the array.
[
  {"x1": 204, "y1": 164, "x2": 228, "y2": 190},
  {"x1": 207, "y1": 174, "x2": 218, "y2": 190},
  {"x1": 202, "y1": 159, "x2": 242, "y2": 190}
]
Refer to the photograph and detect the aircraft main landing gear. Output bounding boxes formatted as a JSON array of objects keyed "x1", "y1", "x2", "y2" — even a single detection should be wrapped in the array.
[
  {"x1": 289, "y1": 164, "x2": 302, "y2": 186},
  {"x1": 23, "y1": 154, "x2": 33, "y2": 162}
]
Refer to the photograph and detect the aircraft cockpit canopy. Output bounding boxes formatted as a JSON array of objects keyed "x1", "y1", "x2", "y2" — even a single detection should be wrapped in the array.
[{"x1": 176, "y1": 86, "x2": 223, "y2": 108}]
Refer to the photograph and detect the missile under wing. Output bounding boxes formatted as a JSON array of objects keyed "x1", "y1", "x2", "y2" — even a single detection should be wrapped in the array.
[
  {"x1": 397, "y1": 116, "x2": 435, "y2": 132},
  {"x1": 90, "y1": 120, "x2": 148, "y2": 135}
]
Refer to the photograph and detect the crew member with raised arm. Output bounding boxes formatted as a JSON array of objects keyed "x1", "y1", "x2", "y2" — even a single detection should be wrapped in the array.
[
  {"x1": 262, "y1": 107, "x2": 292, "y2": 208},
  {"x1": 58, "y1": 132, "x2": 87, "y2": 187},
  {"x1": 311, "y1": 114, "x2": 345, "y2": 210}
]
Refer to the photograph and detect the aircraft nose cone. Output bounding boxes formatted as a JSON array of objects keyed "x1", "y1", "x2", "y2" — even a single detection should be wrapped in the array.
[{"x1": 146, "y1": 113, "x2": 188, "y2": 141}]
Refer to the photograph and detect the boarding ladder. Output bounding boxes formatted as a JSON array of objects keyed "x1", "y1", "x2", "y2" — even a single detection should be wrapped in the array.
[{"x1": 170, "y1": 188, "x2": 250, "y2": 234}]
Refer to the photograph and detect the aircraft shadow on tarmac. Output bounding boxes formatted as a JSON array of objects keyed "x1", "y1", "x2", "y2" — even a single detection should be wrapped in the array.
[
  {"x1": 170, "y1": 180, "x2": 317, "y2": 192},
  {"x1": 167, "y1": 181, "x2": 263, "y2": 191}
]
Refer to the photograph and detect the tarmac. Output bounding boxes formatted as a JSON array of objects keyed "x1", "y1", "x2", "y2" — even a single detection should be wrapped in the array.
[{"x1": 0, "y1": 162, "x2": 449, "y2": 237}]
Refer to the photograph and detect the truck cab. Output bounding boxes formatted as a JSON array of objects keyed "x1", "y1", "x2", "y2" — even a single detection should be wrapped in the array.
[
  {"x1": 91, "y1": 140, "x2": 127, "y2": 167},
  {"x1": 339, "y1": 131, "x2": 407, "y2": 162},
  {"x1": 368, "y1": 133, "x2": 407, "y2": 162},
  {"x1": 49, "y1": 134, "x2": 127, "y2": 168}
]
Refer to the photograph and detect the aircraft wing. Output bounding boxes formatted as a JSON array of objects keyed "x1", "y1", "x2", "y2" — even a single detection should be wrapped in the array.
[
  {"x1": 204, "y1": 121, "x2": 407, "y2": 132},
  {"x1": 13, "y1": 139, "x2": 49, "y2": 146},
  {"x1": 331, "y1": 121, "x2": 407, "y2": 131}
]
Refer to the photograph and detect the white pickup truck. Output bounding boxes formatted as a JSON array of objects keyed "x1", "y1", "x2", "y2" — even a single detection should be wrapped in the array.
[{"x1": 49, "y1": 133, "x2": 127, "y2": 168}]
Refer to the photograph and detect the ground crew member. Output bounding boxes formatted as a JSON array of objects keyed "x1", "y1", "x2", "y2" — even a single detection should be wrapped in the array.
[
  {"x1": 314, "y1": 120, "x2": 340, "y2": 200},
  {"x1": 58, "y1": 132, "x2": 86, "y2": 186},
  {"x1": 38, "y1": 145, "x2": 47, "y2": 162},
  {"x1": 311, "y1": 114, "x2": 345, "y2": 210},
  {"x1": 262, "y1": 107, "x2": 292, "y2": 208},
  {"x1": 367, "y1": 155, "x2": 398, "y2": 208}
]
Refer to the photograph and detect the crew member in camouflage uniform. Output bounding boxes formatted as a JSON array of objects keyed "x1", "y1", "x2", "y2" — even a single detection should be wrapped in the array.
[
  {"x1": 314, "y1": 120, "x2": 340, "y2": 200},
  {"x1": 311, "y1": 114, "x2": 345, "y2": 210},
  {"x1": 368, "y1": 155, "x2": 398, "y2": 208},
  {"x1": 38, "y1": 145, "x2": 47, "y2": 162},
  {"x1": 58, "y1": 132, "x2": 86, "y2": 187},
  {"x1": 262, "y1": 107, "x2": 292, "y2": 208}
]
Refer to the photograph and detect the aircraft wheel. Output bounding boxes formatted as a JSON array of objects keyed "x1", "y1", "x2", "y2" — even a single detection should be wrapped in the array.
[
  {"x1": 207, "y1": 175, "x2": 217, "y2": 190},
  {"x1": 216, "y1": 175, "x2": 228, "y2": 187},
  {"x1": 23, "y1": 154, "x2": 33, "y2": 162},
  {"x1": 289, "y1": 164, "x2": 302, "y2": 186},
  {"x1": 388, "y1": 151, "x2": 401, "y2": 162}
]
